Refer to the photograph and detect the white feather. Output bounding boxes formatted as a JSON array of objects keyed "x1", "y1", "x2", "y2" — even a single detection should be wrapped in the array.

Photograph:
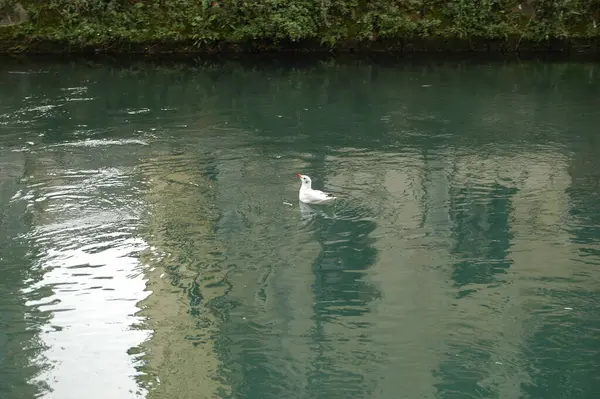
[{"x1": 297, "y1": 174, "x2": 336, "y2": 204}]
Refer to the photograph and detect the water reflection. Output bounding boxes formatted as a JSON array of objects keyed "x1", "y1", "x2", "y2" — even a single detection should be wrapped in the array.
[
  {"x1": 298, "y1": 201, "x2": 337, "y2": 222},
  {"x1": 306, "y1": 198, "x2": 381, "y2": 399},
  {"x1": 0, "y1": 58, "x2": 599, "y2": 399},
  {"x1": 0, "y1": 150, "x2": 51, "y2": 397},
  {"x1": 135, "y1": 147, "x2": 230, "y2": 399},
  {"x1": 518, "y1": 136, "x2": 600, "y2": 398},
  {"x1": 449, "y1": 182, "x2": 517, "y2": 290},
  {"x1": 4, "y1": 132, "x2": 151, "y2": 398}
]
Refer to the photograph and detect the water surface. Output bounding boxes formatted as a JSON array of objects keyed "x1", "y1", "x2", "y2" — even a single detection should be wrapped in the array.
[{"x1": 1, "y1": 58, "x2": 599, "y2": 399}]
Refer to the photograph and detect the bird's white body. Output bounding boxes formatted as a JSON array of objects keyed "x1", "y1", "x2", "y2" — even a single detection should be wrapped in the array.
[{"x1": 297, "y1": 174, "x2": 336, "y2": 204}]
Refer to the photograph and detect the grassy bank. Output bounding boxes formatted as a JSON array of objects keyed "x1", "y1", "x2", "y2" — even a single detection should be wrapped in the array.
[{"x1": 1, "y1": 0, "x2": 600, "y2": 54}]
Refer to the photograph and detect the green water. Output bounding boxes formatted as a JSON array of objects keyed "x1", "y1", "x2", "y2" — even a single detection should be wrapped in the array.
[{"x1": 1, "y1": 58, "x2": 599, "y2": 399}]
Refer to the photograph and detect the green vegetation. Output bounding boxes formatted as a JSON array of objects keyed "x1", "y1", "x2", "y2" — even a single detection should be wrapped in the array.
[{"x1": 1, "y1": 0, "x2": 599, "y2": 53}]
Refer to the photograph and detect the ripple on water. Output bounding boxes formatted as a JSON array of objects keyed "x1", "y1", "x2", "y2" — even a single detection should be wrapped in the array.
[
  {"x1": 1, "y1": 60, "x2": 600, "y2": 399},
  {"x1": 9, "y1": 147, "x2": 151, "y2": 398},
  {"x1": 59, "y1": 86, "x2": 91, "y2": 103},
  {"x1": 46, "y1": 138, "x2": 150, "y2": 148}
]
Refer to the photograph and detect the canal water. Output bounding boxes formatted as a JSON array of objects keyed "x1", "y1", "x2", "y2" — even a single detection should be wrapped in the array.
[{"x1": 0, "y1": 57, "x2": 599, "y2": 399}]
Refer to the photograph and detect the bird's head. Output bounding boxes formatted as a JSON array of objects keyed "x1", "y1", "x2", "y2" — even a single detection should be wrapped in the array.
[{"x1": 297, "y1": 173, "x2": 312, "y2": 186}]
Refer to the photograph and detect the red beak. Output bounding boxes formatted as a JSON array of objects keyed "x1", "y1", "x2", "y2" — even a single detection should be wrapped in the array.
[{"x1": 297, "y1": 173, "x2": 302, "y2": 179}]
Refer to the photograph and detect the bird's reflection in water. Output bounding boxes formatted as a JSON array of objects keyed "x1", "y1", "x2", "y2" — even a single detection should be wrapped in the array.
[{"x1": 298, "y1": 201, "x2": 337, "y2": 224}]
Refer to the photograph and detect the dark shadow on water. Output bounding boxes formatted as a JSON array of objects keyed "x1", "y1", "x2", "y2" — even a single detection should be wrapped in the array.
[
  {"x1": 433, "y1": 181, "x2": 517, "y2": 398},
  {"x1": 0, "y1": 153, "x2": 53, "y2": 398},
  {"x1": 304, "y1": 199, "x2": 381, "y2": 399},
  {"x1": 294, "y1": 147, "x2": 380, "y2": 399},
  {"x1": 448, "y1": 183, "x2": 517, "y2": 289},
  {"x1": 2, "y1": 50, "x2": 600, "y2": 71}
]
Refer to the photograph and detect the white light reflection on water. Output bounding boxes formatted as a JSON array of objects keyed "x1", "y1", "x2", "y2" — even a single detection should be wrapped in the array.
[{"x1": 12, "y1": 146, "x2": 153, "y2": 399}]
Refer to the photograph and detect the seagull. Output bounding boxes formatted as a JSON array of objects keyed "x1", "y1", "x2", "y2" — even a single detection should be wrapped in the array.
[{"x1": 297, "y1": 173, "x2": 336, "y2": 204}]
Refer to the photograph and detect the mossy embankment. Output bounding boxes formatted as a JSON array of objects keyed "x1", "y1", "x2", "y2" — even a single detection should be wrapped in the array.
[{"x1": 1, "y1": 0, "x2": 600, "y2": 54}]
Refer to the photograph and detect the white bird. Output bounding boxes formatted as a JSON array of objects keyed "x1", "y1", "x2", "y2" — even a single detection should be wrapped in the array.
[{"x1": 297, "y1": 173, "x2": 336, "y2": 204}]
